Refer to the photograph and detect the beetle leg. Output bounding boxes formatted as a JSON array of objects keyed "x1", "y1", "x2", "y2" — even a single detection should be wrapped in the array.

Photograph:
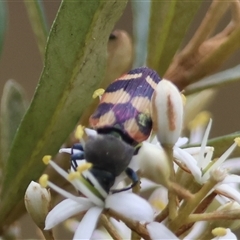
[
  {"x1": 125, "y1": 167, "x2": 139, "y2": 188},
  {"x1": 111, "y1": 168, "x2": 139, "y2": 194},
  {"x1": 70, "y1": 144, "x2": 85, "y2": 171}
]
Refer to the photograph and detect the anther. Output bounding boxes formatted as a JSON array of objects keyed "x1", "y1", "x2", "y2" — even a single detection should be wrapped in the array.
[
  {"x1": 67, "y1": 171, "x2": 80, "y2": 181},
  {"x1": 92, "y1": 88, "x2": 105, "y2": 99},
  {"x1": 39, "y1": 174, "x2": 49, "y2": 188},
  {"x1": 42, "y1": 155, "x2": 52, "y2": 165},
  {"x1": 234, "y1": 137, "x2": 240, "y2": 147},
  {"x1": 212, "y1": 227, "x2": 227, "y2": 237},
  {"x1": 77, "y1": 163, "x2": 92, "y2": 173},
  {"x1": 75, "y1": 125, "x2": 85, "y2": 140}
]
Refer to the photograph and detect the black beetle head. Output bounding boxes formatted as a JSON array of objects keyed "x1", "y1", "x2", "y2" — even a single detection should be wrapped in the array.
[{"x1": 84, "y1": 134, "x2": 135, "y2": 177}]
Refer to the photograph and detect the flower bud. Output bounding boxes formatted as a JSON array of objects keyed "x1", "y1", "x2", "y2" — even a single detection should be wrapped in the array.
[
  {"x1": 152, "y1": 79, "x2": 183, "y2": 145},
  {"x1": 137, "y1": 142, "x2": 170, "y2": 186},
  {"x1": 24, "y1": 181, "x2": 51, "y2": 229},
  {"x1": 215, "y1": 201, "x2": 240, "y2": 230}
]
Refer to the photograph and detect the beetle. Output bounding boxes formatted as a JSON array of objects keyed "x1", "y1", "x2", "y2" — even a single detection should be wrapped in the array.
[{"x1": 71, "y1": 67, "x2": 161, "y2": 194}]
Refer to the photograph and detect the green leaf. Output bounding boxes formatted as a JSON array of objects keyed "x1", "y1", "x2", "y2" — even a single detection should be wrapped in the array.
[
  {"x1": 184, "y1": 64, "x2": 240, "y2": 95},
  {"x1": 0, "y1": 80, "x2": 28, "y2": 167},
  {"x1": 147, "y1": 0, "x2": 203, "y2": 76},
  {"x1": 24, "y1": 0, "x2": 49, "y2": 60},
  {"x1": 131, "y1": 0, "x2": 150, "y2": 67},
  {"x1": 0, "y1": 1, "x2": 7, "y2": 55},
  {"x1": 0, "y1": 0, "x2": 127, "y2": 226}
]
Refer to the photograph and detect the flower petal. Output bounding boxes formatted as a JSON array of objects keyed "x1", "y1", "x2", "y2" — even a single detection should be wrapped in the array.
[
  {"x1": 45, "y1": 198, "x2": 94, "y2": 229},
  {"x1": 147, "y1": 222, "x2": 179, "y2": 239},
  {"x1": 221, "y1": 174, "x2": 240, "y2": 184},
  {"x1": 221, "y1": 158, "x2": 240, "y2": 174},
  {"x1": 183, "y1": 146, "x2": 213, "y2": 156},
  {"x1": 175, "y1": 137, "x2": 188, "y2": 147},
  {"x1": 174, "y1": 147, "x2": 202, "y2": 183},
  {"x1": 184, "y1": 221, "x2": 207, "y2": 239},
  {"x1": 73, "y1": 206, "x2": 102, "y2": 240},
  {"x1": 215, "y1": 184, "x2": 240, "y2": 204},
  {"x1": 105, "y1": 192, "x2": 154, "y2": 222},
  {"x1": 148, "y1": 186, "x2": 168, "y2": 212},
  {"x1": 91, "y1": 229, "x2": 110, "y2": 239}
]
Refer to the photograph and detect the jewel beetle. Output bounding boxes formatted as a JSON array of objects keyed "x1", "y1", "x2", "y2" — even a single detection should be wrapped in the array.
[{"x1": 71, "y1": 67, "x2": 162, "y2": 194}]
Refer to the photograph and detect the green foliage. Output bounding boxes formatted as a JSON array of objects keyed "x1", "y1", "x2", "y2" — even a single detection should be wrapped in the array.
[{"x1": 0, "y1": 0, "x2": 127, "y2": 225}]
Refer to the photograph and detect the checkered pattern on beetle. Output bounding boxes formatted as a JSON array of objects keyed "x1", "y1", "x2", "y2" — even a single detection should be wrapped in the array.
[{"x1": 90, "y1": 67, "x2": 161, "y2": 145}]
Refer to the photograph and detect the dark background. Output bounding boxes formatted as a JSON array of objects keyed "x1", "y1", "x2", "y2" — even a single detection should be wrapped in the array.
[{"x1": 0, "y1": 1, "x2": 239, "y2": 238}]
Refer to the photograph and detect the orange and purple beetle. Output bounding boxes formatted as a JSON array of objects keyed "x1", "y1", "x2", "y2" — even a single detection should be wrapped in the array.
[{"x1": 71, "y1": 67, "x2": 161, "y2": 194}]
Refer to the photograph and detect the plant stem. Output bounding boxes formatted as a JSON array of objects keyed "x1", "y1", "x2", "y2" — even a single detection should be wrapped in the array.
[
  {"x1": 163, "y1": 144, "x2": 178, "y2": 221},
  {"x1": 168, "y1": 177, "x2": 218, "y2": 232},
  {"x1": 186, "y1": 209, "x2": 240, "y2": 223},
  {"x1": 42, "y1": 229, "x2": 54, "y2": 240},
  {"x1": 100, "y1": 214, "x2": 122, "y2": 240}
]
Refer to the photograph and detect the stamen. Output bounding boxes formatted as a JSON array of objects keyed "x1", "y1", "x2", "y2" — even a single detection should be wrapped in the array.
[
  {"x1": 75, "y1": 125, "x2": 85, "y2": 140},
  {"x1": 92, "y1": 88, "x2": 105, "y2": 99},
  {"x1": 42, "y1": 155, "x2": 52, "y2": 165},
  {"x1": 234, "y1": 137, "x2": 240, "y2": 147},
  {"x1": 77, "y1": 163, "x2": 92, "y2": 173},
  {"x1": 197, "y1": 118, "x2": 212, "y2": 167},
  {"x1": 39, "y1": 174, "x2": 49, "y2": 188},
  {"x1": 212, "y1": 227, "x2": 227, "y2": 237},
  {"x1": 67, "y1": 171, "x2": 80, "y2": 181}
]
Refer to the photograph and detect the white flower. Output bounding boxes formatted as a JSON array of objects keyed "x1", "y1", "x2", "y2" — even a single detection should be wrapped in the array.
[
  {"x1": 40, "y1": 157, "x2": 154, "y2": 240},
  {"x1": 172, "y1": 120, "x2": 240, "y2": 197}
]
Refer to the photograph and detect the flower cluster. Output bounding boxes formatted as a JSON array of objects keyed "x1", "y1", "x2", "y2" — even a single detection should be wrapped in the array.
[{"x1": 25, "y1": 80, "x2": 240, "y2": 239}]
